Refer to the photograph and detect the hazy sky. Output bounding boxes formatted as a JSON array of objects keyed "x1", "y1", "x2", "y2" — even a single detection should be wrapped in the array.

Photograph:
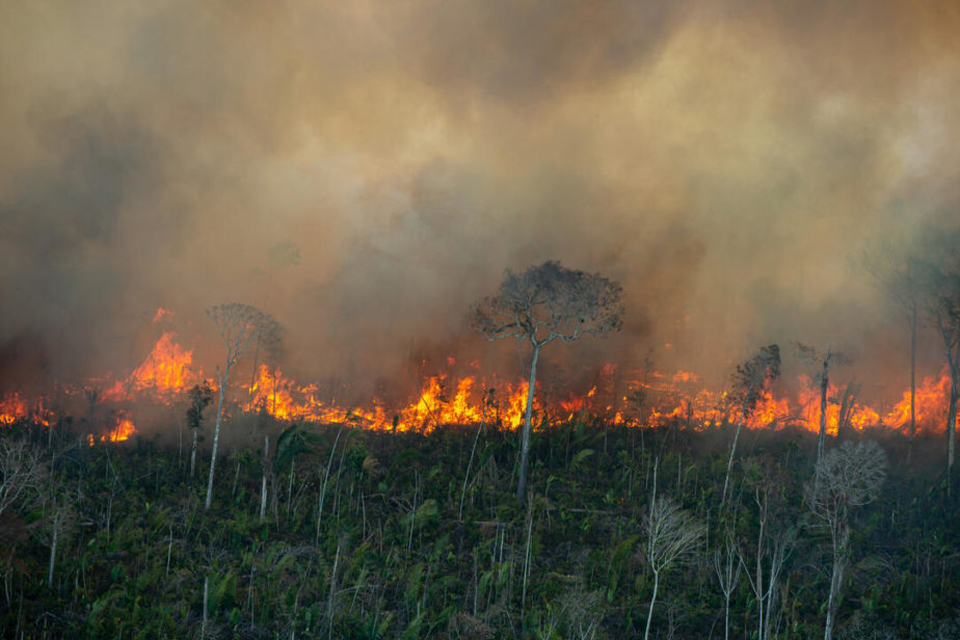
[{"x1": 2, "y1": 0, "x2": 959, "y2": 399}]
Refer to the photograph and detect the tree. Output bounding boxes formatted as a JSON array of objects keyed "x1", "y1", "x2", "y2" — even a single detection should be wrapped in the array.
[
  {"x1": 0, "y1": 439, "x2": 45, "y2": 519},
  {"x1": 471, "y1": 260, "x2": 623, "y2": 503},
  {"x1": 641, "y1": 495, "x2": 704, "y2": 640},
  {"x1": 721, "y1": 344, "x2": 781, "y2": 504},
  {"x1": 186, "y1": 382, "x2": 213, "y2": 480},
  {"x1": 807, "y1": 440, "x2": 888, "y2": 640},
  {"x1": 864, "y1": 244, "x2": 924, "y2": 463},
  {"x1": 796, "y1": 344, "x2": 850, "y2": 466},
  {"x1": 205, "y1": 303, "x2": 282, "y2": 511},
  {"x1": 713, "y1": 531, "x2": 741, "y2": 640},
  {"x1": 924, "y1": 252, "x2": 960, "y2": 482},
  {"x1": 248, "y1": 240, "x2": 300, "y2": 395},
  {"x1": 739, "y1": 458, "x2": 796, "y2": 640}
]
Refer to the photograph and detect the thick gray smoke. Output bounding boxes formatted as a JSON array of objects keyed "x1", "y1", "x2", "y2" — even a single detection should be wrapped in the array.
[{"x1": 2, "y1": 1, "x2": 959, "y2": 401}]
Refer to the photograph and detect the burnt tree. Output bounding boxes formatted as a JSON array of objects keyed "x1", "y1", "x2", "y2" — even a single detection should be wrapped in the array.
[
  {"x1": 865, "y1": 244, "x2": 924, "y2": 463},
  {"x1": 471, "y1": 260, "x2": 623, "y2": 503},
  {"x1": 796, "y1": 344, "x2": 850, "y2": 466},
  {"x1": 928, "y1": 270, "x2": 960, "y2": 481},
  {"x1": 721, "y1": 344, "x2": 780, "y2": 505},
  {"x1": 205, "y1": 303, "x2": 282, "y2": 511},
  {"x1": 914, "y1": 229, "x2": 960, "y2": 486}
]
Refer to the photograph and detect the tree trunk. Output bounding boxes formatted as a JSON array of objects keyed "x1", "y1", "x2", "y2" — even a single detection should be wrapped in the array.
[
  {"x1": 756, "y1": 501, "x2": 765, "y2": 640},
  {"x1": 190, "y1": 428, "x2": 198, "y2": 480},
  {"x1": 259, "y1": 435, "x2": 269, "y2": 522},
  {"x1": 721, "y1": 407, "x2": 746, "y2": 505},
  {"x1": 818, "y1": 361, "x2": 829, "y2": 465},
  {"x1": 824, "y1": 521, "x2": 849, "y2": 640},
  {"x1": 947, "y1": 367, "x2": 957, "y2": 484},
  {"x1": 643, "y1": 569, "x2": 660, "y2": 640},
  {"x1": 205, "y1": 365, "x2": 229, "y2": 512},
  {"x1": 315, "y1": 429, "x2": 343, "y2": 545},
  {"x1": 908, "y1": 311, "x2": 917, "y2": 464},
  {"x1": 47, "y1": 511, "x2": 59, "y2": 588},
  {"x1": 202, "y1": 575, "x2": 209, "y2": 639},
  {"x1": 938, "y1": 324, "x2": 959, "y2": 491},
  {"x1": 724, "y1": 589, "x2": 731, "y2": 640},
  {"x1": 516, "y1": 343, "x2": 541, "y2": 504}
]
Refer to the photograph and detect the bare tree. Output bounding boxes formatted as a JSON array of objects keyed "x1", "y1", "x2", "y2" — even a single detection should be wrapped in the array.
[
  {"x1": 807, "y1": 440, "x2": 888, "y2": 640},
  {"x1": 248, "y1": 240, "x2": 300, "y2": 395},
  {"x1": 796, "y1": 344, "x2": 851, "y2": 466},
  {"x1": 471, "y1": 260, "x2": 623, "y2": 503},
  {"x1": 721, "y1": 344, "x2": 781, "y2": 504},
  {"x1": 713, "y1": 531, "x2": 741, "y2": 640},
  {"x1": 205, "y1": 303, "x2": 283, "y2": 511},
  {"x1": 925, "y1": 256, "x2": 960, "y2": 481},
  {"x1": 864, "y1": 244, "x2": 925, "y2": 463},
  {"x1": 0, "y1": 439, "x2": 45, "y2": 518},
  {"x1": 641, "y1": 495, "x2": 704, "y2": 640}
]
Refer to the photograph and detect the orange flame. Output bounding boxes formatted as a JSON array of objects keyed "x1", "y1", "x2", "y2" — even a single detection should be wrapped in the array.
[
  {"x1": 87, "y1": 413, "x2": 137, "y2": 446},
  {"x1": 103, "y1": 332, "x2": 196, "y2": 402},
  {"x1": 0, "y1": 393, "x2": 28, "y2": 425},
  {"x1": 3, "y1": 315, "x2": 959, "y2": 441},
  {"x1": 0, "y1": 392, "x2": 52, "y2": 427}
]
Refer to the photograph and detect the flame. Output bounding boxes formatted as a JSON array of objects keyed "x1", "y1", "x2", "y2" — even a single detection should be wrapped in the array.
[
  {"x1": 881, "y1": 367, "x2": 955, "y2": 433},
  {"x1": 0, "y1": 393, "x2": 28, "y2": 425},
  {"x1": 2, "y1": 310, "x2": 959, "y2": 440},
  {"x1": 103, "y1": 332, "x2": 196, "y2": 402},
  {"x1": 106, "y1": 414, "x2": 137, "y2": 442},
  {"x1": 86, "y1": 413, "x2": 137, "y2": 446},
  {"x1": 242, "y1": 364, "x2": 530, "y2": 432},
  {"x1": 0, "y1": 392, "x2": 52, "y2": 426}
]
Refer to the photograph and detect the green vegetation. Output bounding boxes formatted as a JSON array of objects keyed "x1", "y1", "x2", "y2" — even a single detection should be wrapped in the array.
[{"x1": 1, "y1": 416, "x2": 959, "y2": 639}]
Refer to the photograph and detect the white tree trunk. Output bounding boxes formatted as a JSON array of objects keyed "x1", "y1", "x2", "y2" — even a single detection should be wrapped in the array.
[
  {"x1": 47, "y1": 511, "x2": 59, "y2": 588},
  {"x1": 516, "y1": 343, "x2": 541, "y2": 504},
  {"x1": 643, "y1": 569, "x2": 660, "y2": 640},
  {"x1": 205, "y1": 365, "x2": 228, "y2": 512},
  {"x1": 908, "y1": 311, "x2": 917, "y2": 464},
  {"x1": 818, "y1": 363, "x2": 829, "y2": 465},
  {"x1": 259, "y1": 435, "x2": 269, "y2": 521},
  {"x1": 824, "y1": 523, "x2": 849, "y2": 640},
  {"x1": 190, "y1": 427, "x2": 198, "y2": 480},
  {"x1": 721, "y1": 414, "x2": 744, "y2": 504}
]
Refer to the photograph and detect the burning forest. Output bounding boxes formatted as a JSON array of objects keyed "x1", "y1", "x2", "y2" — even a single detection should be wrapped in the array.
[
  {"x1": 4, "y1": 1, "x2": 960, "y2": 638},
  {"x1": 1, "y1": 307, "x2": 957, "y2": 444}
]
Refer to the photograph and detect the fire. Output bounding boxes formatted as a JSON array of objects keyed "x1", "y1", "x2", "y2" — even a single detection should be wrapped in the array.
[
  {"x1": 242, "y1": 364, "x2": 387, "y2": 426},
  {"x1": 2, "y1": 308, "x2": 958, "y2": 441},
  {"x1": 103, "y1": 331, "x2": 196, "y2": 402},
  {"x1": 242, "y1": 364, "x2": 530, "y2": 432},
  {"x1": 882, "y1": 367, "x2": 955, "y2": 433},
  {"x1": 0, "y1": 393, "x2": 28, "y2": 425},
  {"x1": 86, "y1": 413, "x2": 138, "y2": 446},
  {"x1": 0, "y1": 392, "x2": 52, "y2": 427},
  {"x1": 106, "y1": 414, "x2": 137, "y2": 442}
]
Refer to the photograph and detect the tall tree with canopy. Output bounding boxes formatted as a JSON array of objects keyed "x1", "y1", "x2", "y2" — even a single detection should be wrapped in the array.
[
  {"x1": 471, "y1": 260, "x2": 623, "y2": 503},
  {"x1": 205, "y1": 303, "x2": 282, "y2": 511}
]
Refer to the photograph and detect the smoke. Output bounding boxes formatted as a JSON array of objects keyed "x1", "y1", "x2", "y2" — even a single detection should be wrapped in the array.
[{"x1": 2, "y1": 0, "x2": 959, "y2": 400}]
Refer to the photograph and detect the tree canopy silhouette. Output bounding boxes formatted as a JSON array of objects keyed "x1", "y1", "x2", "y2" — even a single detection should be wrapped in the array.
[{"x1": 471, "y1": 260, "x2": 623, "y2": 502}]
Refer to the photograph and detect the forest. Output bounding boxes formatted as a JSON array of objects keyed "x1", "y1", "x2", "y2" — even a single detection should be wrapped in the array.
[{"x1": 1, "y1": 407, "x2": 958, "y2": 640}]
